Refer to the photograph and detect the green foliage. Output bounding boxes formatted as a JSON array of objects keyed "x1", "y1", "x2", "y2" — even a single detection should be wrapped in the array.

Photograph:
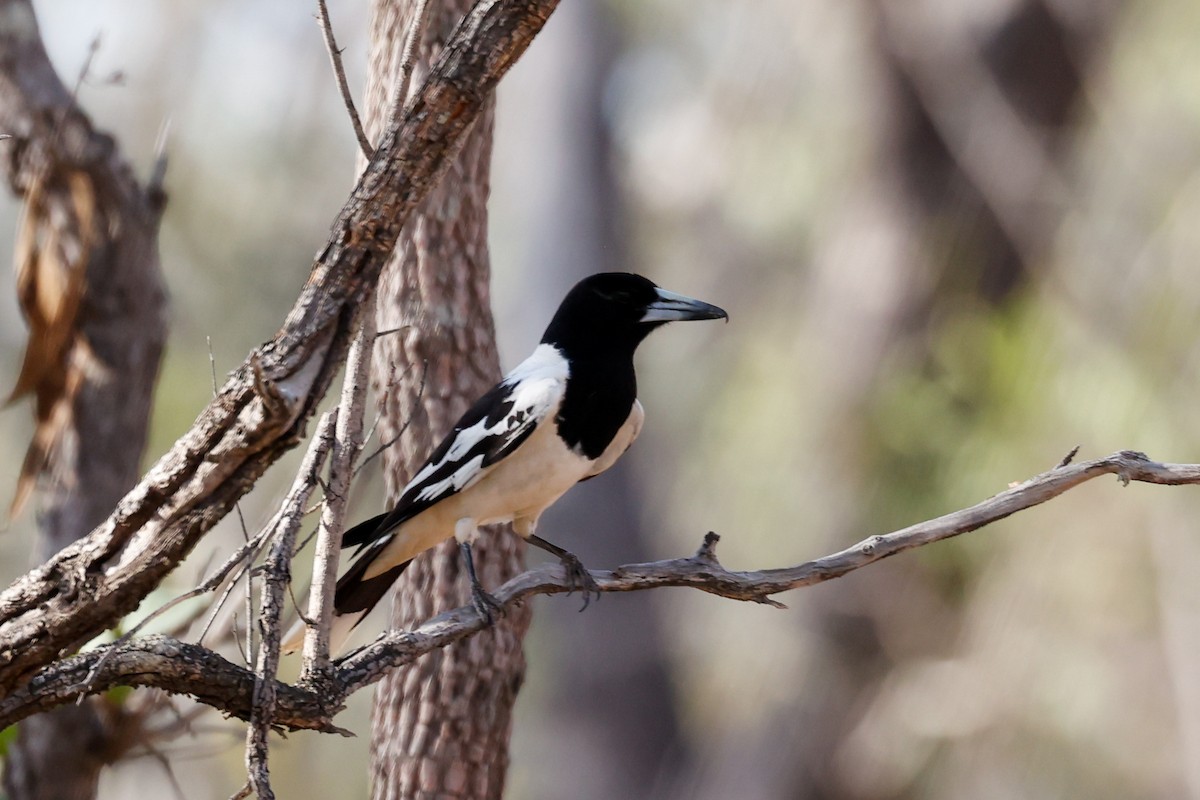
[{"x1": 0, "y1": 723, "x2": 16, "y2": 758}]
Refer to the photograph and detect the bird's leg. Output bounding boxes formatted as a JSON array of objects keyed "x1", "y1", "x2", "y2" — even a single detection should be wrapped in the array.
[
  {"x1": 526, "y1": 533, "x2": 601, "y2": 611},
  {"x1": 458, "y1": 541, "x2": 502, "y2": 625}
]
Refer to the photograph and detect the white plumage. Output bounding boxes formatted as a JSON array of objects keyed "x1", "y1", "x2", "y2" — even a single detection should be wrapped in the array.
[{"x1": 284, "y1": 273, "x2": 725, "y2": 656}]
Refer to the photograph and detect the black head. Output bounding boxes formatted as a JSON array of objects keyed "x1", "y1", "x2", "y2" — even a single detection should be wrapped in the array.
[{"x1": 541, "y1": 272, "x2": 727, "y2": 359}]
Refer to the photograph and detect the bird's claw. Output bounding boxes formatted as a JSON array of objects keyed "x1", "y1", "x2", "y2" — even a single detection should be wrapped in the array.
[
  {"x1": 471, "y1": 584, "x2": 504, "y2": 625},
  {"x1": 559, "y1": 553, "x2": 600, "y2": 611}
]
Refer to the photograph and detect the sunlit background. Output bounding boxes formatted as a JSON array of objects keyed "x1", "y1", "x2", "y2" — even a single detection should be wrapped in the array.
[{"x1": 3, "y1": 0, "x2": 1200, "y2": 797}]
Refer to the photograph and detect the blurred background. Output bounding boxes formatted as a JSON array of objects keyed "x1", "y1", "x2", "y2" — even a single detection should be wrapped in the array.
[{"x1": 3, "y1": 0, "x2": 1200, "y2": 797}]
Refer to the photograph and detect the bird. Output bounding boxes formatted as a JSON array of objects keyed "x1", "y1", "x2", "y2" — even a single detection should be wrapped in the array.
[{"x1": 285, "y1": 272, "x2": 726, "y2": 655}]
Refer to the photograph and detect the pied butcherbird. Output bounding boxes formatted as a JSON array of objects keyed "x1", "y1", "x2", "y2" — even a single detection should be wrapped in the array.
[{"x1": 289, "y1": 272, "x2": 726, "y2": 654}]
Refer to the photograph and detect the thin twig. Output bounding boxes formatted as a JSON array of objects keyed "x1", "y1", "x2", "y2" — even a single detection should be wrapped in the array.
[
  {"x1": 356, "y1": 359, "x2": 427, "y2": 476},
  {"x1": 0, "y1": 0, "x2": 565, "y2": 689},
  {"x1": 79, "y1": 533, "x2": 266, "y2": 692},
  {"x1": 356, "y1": 360, "x2": 397, "y2": 465},
  {"x1": 294, "y1": 517, "x2": 324, "y2": 555},
  {"x1": 301, "y1": 313, "x2": 375, "y2": 681},
  {"x1": 198, "y1": 546, "x2": 266, "y2": 647},
  {"x1": 205, "y1": 335, "x2": 260, "y2": 661},
  {"x1": 69, "y1": 36, "x2": 101, "y2": 102},
  {"x1": 145, "y1": 744, "x2": 189, "y2": 800},
  {"x1": 12, "y1": 450, "x2": 1200, "y2": 733},
  {"x1": 147, "y1": 116, "x2": 171, "y2": 210},
  {"x1": 242, "y1": 520, "x2": 255, "y2": 659},
  {"x1": 230, "y1": 614, "x2": 250, "y2": 666},
  {"x1": 186, "y1": 541, "x2": 268, "y2": 645},
  {"x1": 207, "y1": 335, "x2": 219, "y2": 394},
  {"x1": 287, "y1": 580, "x2": 315, "y2": 627},
  {"x1": 390, "y1": 0, "x2": 435, "y2": 118},
  {"x1": 243, "y1": 411, "x2": 337, "y2": 798},
  {"x1": 141, "y1": 696, "x2": 208, "y2": 744},
  {"x1": 316, "y1": 0, "x2": 373, "y2": 159}
]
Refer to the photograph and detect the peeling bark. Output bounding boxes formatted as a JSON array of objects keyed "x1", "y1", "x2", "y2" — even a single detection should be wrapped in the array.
[{"x1": 0, "y1": 0, "x2": 561, "y2": 690}]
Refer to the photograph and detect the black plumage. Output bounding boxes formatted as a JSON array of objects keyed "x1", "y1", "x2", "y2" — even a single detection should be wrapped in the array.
[{"x1": 285, "y1": 272, "x2": 726, "y2": 654}]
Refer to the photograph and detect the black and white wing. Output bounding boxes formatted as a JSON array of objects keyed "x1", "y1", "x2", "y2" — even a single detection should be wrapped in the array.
[{"x1": 343, "y1": 345, "x2": 568, "y2": 549}]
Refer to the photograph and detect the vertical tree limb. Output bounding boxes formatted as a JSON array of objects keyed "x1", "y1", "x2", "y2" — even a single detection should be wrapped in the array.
[
  {"x1": 244, "y1": 412, "x2": 337, "y2": 799},
  {"x1": 300, "y1": 312, "x2": 377, "y2": 680}
]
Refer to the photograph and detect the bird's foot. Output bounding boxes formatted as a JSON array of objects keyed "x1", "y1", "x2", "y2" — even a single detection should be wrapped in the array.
[
  {"x1": 559, "y1": 552, "x2": 600, "y2": 611},
  {"x1": 460, "y1": 540, "x2": 503, "y2": 625},
  {"x1": 471, "y1": 583, "x2": 504, "y2": 626},
  {"x1": 524, "y1": 534, "x2": 600, "y2": 611}
]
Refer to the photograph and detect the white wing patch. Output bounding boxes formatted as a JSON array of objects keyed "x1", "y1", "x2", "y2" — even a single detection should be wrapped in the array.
[
  {"x1": 416, "y1": 454, "x2": 486, "y2": 501},
  {"x1": 399, "y1": 344, "x2": 570, "y2": 509}
]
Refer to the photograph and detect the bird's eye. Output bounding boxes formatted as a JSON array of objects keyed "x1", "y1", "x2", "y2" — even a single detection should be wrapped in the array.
[{"x1": 596, "y1": 289, "x2": 631, "y2": 303}]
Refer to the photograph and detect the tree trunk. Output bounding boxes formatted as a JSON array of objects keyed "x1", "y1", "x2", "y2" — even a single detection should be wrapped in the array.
[
  {"x1": 0, "y1": 1, "x2": 168, "y2": 797},
  {"x1": 363, "y1": 1, "x2": 531, "y2": 797}
]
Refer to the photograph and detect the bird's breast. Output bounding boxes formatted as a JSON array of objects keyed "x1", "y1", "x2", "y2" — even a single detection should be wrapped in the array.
[{"x1": 554, "y1": 360, "x2": 637, "y2": 460}]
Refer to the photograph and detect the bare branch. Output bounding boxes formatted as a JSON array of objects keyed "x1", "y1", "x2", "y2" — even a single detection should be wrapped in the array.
[
  {"x1": 355, "y1": 359, "x2": 426, "y2": 476},
  {"x1": 0, "y1": 0, "x2": 563, "y2": 689},
  {"x1": 301, "y1": 313, "x2": 375, "y2": 681},
  {"x1": 316, "y1": 0, "x2": 373, "y2": 159},
  {"x1": 2, "y1": 450, "x2": 1196, "y2": 733},
  {"x1": 243, "y1": 412, "x2": 337, "y2": 797},
  {"x1": 391, "y1": 0, "x2": 435, "y2": 116},
  {"x1": 68, "y1": 34, "x2": 100, "y2": 101}
]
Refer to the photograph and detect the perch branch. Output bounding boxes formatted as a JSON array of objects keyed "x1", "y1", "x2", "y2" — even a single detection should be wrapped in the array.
[
  {"x1": 1, "y1": 449, "x2": 1195, "y2": 733},
  {"x1": 0, "y1": 0, "x2": 563, "y2": 689}
]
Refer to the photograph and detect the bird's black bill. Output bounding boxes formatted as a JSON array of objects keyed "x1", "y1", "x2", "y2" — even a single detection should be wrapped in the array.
[{"x1": 640, "y1": 287, "x2": 728, "y2": 323}]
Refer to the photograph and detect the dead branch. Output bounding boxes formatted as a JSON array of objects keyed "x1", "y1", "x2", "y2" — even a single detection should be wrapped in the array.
[
  {"x1": 391, "y1": 0, "x2": 436, "y2": 115},
  {"x1": 0, "y1": 0, "x2": 562, "y2": 689},
  {"x1": 1, "y1": 449, "x2": 1194, "y2": 733},
  {"x1": 244, "y1": 411, "x2": 336, "y2": 799},
  {"x1": 300, "y1": 313, "x2": 375, "y2": 681},
  {"x1": 316, "y1": 0, "x2": 373, "y2": 159}
]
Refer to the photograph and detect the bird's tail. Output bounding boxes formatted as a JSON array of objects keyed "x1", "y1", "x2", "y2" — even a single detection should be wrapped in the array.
[
  {"x1": 342, "y1": 510, "x2": 394, "y2": 549},
  {"x1": 281, "y1": 544, "x2": 413, "y2": 655}
]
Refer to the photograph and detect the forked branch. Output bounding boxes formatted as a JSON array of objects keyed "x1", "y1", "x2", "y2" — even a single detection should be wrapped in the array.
[{"x1": 0, "y1": 0, "x2": 563, "y2": 689}]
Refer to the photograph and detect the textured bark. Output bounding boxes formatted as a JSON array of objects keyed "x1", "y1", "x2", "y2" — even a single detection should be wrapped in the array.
[
  {"x1": 0, "y1": 0, "x2": 560, "y2": 691},
  {"x1": 364, "y1": 2, "x2": 531, "y2": 798},
  {"x1": 0, "y1": 1, "x2": 167, "y2": 796}
]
